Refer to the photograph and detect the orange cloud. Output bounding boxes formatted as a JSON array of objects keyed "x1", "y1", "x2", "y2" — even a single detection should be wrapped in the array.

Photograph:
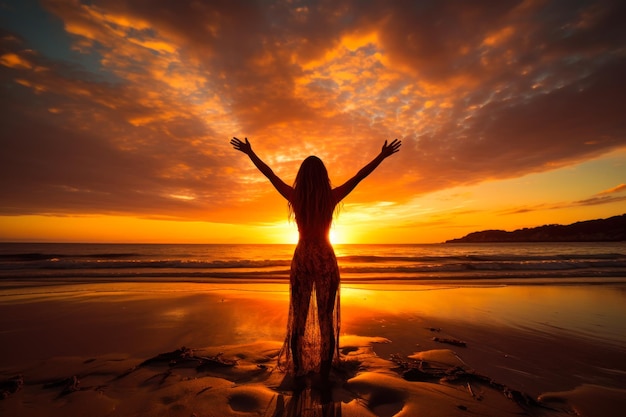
[
  {"x1": 0, "y1": 52, "x2": 32, "y2": 69},
  {"x1": 597, "y1": 184, "x2": 626, "y2": 196},
  {"x1": 1, "y1": 0, "x2": 625, "y2": 241}
]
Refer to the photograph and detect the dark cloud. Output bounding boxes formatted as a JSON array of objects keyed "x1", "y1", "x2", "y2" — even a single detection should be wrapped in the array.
[
  {"x1": 574, "y1": 195, "x2": 626, "y2": 207},
  {"x1": 501, "y1": 184, "x2": 626, "y2": 215}
]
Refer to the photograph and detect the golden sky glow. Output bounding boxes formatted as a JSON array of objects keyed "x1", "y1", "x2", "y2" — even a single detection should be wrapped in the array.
[{"x1": 0, "y1": 0, "x2": 625, "y2": 243}]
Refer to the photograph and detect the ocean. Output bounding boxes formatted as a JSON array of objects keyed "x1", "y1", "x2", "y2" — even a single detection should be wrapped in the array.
[{"x1": 1, "y1": 242, "x2": 625, "y2": 283}]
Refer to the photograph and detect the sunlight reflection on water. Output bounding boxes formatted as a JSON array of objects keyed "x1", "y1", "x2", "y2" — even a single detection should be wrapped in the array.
[{"x1": 340, "y1": 284, "x2": 626, "y2": 345}]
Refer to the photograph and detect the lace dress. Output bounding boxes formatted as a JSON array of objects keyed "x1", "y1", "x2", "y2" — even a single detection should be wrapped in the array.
[{"x1": 278, "y1": 236, "x2": 341, "y2": 375}]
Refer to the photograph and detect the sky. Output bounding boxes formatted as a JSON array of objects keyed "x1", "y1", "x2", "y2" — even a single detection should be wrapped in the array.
[{"x1": 0, "y1": 0, "x2": 625, "y2": 244}]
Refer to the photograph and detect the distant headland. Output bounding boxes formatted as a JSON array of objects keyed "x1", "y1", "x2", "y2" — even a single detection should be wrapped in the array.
[{"x1": 446, "y1": 214, "x2": 626, "y2": 243}]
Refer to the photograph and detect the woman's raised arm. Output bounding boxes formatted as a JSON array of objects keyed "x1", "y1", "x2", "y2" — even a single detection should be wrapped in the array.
[
  {"x1": 230, "y1": 137, "x2": 293, "y2": 201},
  {"x1": 332, "y1": 139, "x2": 401, "y2": 203}
]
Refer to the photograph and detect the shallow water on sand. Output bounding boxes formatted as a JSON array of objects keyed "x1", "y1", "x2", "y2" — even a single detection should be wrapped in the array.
[
  {"x1": 1, "y1": 281, "x2": 625, "y2": 416},
  {"x1": 1, "y1": 282, "x2": 624, "y2": 395}
]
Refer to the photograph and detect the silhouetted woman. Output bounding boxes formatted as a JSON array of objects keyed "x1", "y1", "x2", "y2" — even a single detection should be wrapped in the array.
[{"x1": 231, "y1": 137, "x2": 401, "y2": 380}]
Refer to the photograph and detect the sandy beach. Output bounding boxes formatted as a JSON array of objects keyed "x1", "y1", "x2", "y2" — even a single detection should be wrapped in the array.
[{"x1": 1, "y1": 280, "x2": 625, "y2": 417}]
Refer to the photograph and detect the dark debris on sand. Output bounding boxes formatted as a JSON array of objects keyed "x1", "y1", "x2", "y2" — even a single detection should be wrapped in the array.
[
  {"x1": 390, "y1": 354, "x2": 553, "y2": 411},
  {"x1": 43, "y1": 375, "x2": 81, "y2": 397},
  {"x1": 0, "y1": 375, "x2": 23, "y2": 399},
  {"x1": 139, "y1": 346, "x2": 237, "y2": 368},
  {"x1": 117, "y1": 346, "x2": 238, "y2": 381},
  {"x1": 432, "y1": 337, "x2": 467, "y2": 347},
  {"x1": 27, "y1": 346, "x2": 243, "y2": 397}
]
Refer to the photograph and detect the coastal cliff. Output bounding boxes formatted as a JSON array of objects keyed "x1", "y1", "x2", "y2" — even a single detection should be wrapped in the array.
[{"x1": 446, "y1": 214, "x2": 626, "y2": 243}]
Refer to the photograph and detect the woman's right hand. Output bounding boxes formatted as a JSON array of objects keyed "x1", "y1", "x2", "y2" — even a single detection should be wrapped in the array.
[
  {"x1": 230, "y1": 137, "x2": 252, "y2": 154},
  {"x1": 381, "y1": 138, "x2": 401, "y2": 158}
]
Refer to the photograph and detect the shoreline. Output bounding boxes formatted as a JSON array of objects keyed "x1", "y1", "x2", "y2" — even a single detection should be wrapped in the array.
[
  {"x1": 1, "y1": 281, "x2": 625, "y2": 416},
  {"x1": 2, "y1": 275, "x2": 626, "y2": 288}
]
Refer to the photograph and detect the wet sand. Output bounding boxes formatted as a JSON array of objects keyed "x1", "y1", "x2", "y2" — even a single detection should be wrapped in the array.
[{"x1": 1, "y1": 281, "x2": 625, "y2": 416}]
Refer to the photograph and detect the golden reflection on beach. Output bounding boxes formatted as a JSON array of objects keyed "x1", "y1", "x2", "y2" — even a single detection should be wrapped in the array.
[
  {"x1": 161, "y1": 307, "x2": 188, "y2": 320},
  {"x1": 2, "y1": 282, "x2": 624, "y2": 347},
  {"x1": 340, "y1": 284, "x2": 626, "y2": 343}
]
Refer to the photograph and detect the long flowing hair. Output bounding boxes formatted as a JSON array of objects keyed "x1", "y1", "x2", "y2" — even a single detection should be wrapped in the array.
[{"x1": 288, "y1": 156, "x2": 336, "y2": 232}]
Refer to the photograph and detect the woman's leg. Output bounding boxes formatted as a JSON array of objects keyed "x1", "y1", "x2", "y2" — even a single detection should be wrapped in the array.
[
  {"x1": 290, "y1": 274, "x2": 312, "y2": 375},
  {"x1": 316, "y1": 276, "x2": 338, "y2": 380}
]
